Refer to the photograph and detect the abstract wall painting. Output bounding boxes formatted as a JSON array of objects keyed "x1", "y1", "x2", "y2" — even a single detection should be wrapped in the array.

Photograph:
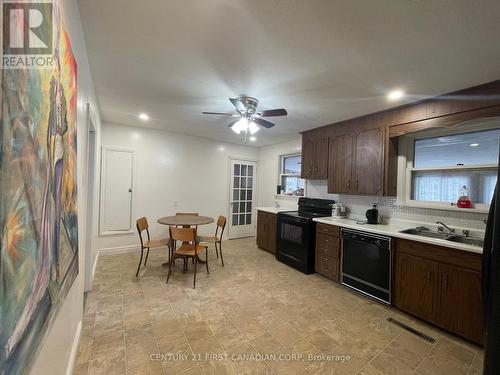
[{"x1": 0, "y1": 2, "x2": 78, "y2": 374}]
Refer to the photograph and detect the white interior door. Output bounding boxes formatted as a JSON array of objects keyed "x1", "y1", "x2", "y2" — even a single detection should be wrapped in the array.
[
  {"x1": 228, "y1": 159, "x2": 257, "y2": 239},
  {"x1": 100, "y1": 148, "x2": 134, "y2": 234}
]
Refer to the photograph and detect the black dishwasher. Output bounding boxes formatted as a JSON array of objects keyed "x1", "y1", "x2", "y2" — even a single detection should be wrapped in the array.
[{"x1": 341, "y1": 229, "x2": 392, "y2": 304}]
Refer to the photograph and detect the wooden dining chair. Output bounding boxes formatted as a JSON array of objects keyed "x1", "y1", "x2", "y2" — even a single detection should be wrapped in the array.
[
  {"x1": 167, "y1": 227, "x2": 208, "y2": 288},
  {"x1": 199, "y1": 215, "x2": 227, "y2": 266},
  {"x1": 136, "y1": 217, "x2": 171, "y2": 277}
]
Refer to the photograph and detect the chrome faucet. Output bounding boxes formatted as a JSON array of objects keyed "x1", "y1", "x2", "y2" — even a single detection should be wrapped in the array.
[{"x1": 436, "y1": 221, "x2": 455, "y2": 234}]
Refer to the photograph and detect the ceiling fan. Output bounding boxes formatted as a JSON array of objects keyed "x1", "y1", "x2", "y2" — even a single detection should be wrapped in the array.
[{"x1": 202, "y1": 96, "x2": 287, "y2": 136}]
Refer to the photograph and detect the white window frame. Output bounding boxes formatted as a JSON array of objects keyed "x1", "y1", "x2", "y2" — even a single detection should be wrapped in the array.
[
  {"x1": 397, "y1": 119, "x2": 499, "y2": 213},
  {"x1": 279, "y1": 153, "x2": 305, "y2": 197}
]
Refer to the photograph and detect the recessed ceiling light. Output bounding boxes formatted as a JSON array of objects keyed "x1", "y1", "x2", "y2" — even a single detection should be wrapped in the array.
[
  {"x1": 249, "y1": 136, "x2": 257, "y2": 142},
  {"x1": 470, "y1": 143, "x2": 479, "y2": 147},
  {"x1": 138, "y1": 113, "x2": 149, "y2": 121},
  {"x1": 387, "y1": 89, "x2": 405, "y2": 101}
]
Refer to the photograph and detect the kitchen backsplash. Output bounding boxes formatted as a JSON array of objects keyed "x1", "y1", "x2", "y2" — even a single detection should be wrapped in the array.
[{"x1": 306, "y1": 180, "x2": 489, "y2": 230}]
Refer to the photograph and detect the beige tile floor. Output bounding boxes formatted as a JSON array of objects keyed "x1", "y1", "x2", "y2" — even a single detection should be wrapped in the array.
[{"x1": 74, "y1": 238, "x2": 483, "y2": 375}]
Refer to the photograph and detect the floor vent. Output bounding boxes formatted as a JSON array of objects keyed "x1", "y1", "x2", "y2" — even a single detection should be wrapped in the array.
[{"x1": 387, "y1": 317, "x2": 436, "y2": 343}]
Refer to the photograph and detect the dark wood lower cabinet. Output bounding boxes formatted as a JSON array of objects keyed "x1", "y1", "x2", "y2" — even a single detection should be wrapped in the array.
[
  {"x1": 394, "y1": 239, "x2": 484, "y2": 345},
  {"x1": 394, "y1": 252, "x2": 438, "y2": 323},
  {"x1": 256, "y1": 211, "x2": 277, "y2": 254},
  {"x1": 315, "y1": 224, "x2": 340, "y2": 281},
  {"x1": 437, "y1": 264, "x2": 483, "y2": 344}
]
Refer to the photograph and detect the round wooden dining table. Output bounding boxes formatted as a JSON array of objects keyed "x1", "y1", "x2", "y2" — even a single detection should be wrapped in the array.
[
  {"x1": 157, "y1": 215, "x2": 214, "y2": 265},
  {"x1": 157, "y1": 215, "x2": 214, "y2": 226}
]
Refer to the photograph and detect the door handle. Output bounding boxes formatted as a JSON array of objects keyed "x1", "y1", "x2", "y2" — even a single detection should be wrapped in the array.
[{"x1": 128, "y1": 188, "x2": 132, "y2": 193}]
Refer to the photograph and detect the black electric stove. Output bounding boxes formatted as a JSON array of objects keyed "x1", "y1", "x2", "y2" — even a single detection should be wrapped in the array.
[{"x1": 276, "y1": 198, "x2": 335, "y2": 273}]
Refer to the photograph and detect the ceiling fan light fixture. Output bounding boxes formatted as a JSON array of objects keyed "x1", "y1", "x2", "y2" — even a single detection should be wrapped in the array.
[
  {"x1": 248, "y1": 121, "x2": 259, "y2": 134},
  {"x1": 232, "y1": 118, "x2": 248, "y2": 134}
]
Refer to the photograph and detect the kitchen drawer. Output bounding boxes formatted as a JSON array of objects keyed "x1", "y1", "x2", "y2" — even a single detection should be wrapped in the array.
[
  {"x1": 316, "y1": 234, "x2": 340, "y2": 258},
  {"x1": 317, "y1": 223, "x2": 340, "y2": 237}
]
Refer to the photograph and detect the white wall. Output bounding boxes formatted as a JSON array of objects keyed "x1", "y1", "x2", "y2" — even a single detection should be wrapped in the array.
[
  {"x1": 94, "y1": 123, "x2": 259, "y2": 252},
  {"x1": 30, "y1": 0, "x2": 102, "y2": 374},
  {"x1": 257, "y1": 138, "x2": 302, "y2": 209}
]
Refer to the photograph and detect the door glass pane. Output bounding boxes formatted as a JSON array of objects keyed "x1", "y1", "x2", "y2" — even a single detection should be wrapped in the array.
[
  {"x1": 248, "y1": 166, "x2": 253, "y2": 176},
  {"x1": 240, "y1": 190, "x2": 246, "y2": 200},
  {"x1": 247, "y1": 190, "x2": 252, "y2": 200},
  {"x1": 247, "y1": 177, "x2": 253, "y2": 188},
  {"x1": 233, "y1": 177, "x2": 239, "y2": 188},
  {"x1": 232, "y1": 214, "x2": 238, "y2": 226},
  {"x1": 246, "y1": 202, "x2": 252, "y2": 212},
  {"x1": 241, "y1": 177, "x2": 247, "y2": 188},
  {"x1": 232, "y1": 204, "x2": 238, "y2": 214},
  {"x1": 246, "y1": 214, "x2": 252, "y2": 225},
  {"x1": 234, "y1": 164, "x2": 240, "y2": 176},
  {"x1": 239, "y1": 202, "x2": 245, "y2": 212},
  {"x1": 241, "y1": 165, "x2": 247, "y2": 176},
  {"x1": 239, "y1": 214, "x2": 245, "y2": 225},
  {"x1": 233, "y1": 189, "x2": 239, "y2": 201},
  {"x1": 414, "y1": 129, "x2": 500, "y2": 168}
]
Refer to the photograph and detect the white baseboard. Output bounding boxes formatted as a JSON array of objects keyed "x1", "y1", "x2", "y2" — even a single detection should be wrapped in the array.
[
  {"x1": 99, "y1": 244, "x2": 139, "y2": 255},
  {"x1": 66, "y1": 320, "x2": 82, "y2": 375},
  {"x1": 91, "y1": 251, "x2": 99, "y2": 281}
]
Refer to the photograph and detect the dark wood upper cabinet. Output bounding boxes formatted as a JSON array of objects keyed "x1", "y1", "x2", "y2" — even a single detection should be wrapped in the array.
[
  {"x1": 354, "y1": 127, "x2": 383, "y2": 195},
  {"x1": 314, "y1": 138, "x2": 328, "y2": 179},
  {"x1": 328, "y1": 134, "x2": 353, "y2": 194},
  {"x1": 301, "y1": 137, "x2": 328, "y2": 179},
  {"x1": 327, "y1": 126, "x2": 383, "y2": 195},
  {"x1": 301, "y1": 139, "x2": 315, "y2": 179}
]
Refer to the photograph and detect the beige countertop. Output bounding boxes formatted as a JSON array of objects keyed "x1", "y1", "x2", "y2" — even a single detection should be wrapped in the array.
[{"x1": 313, "y1": 216, "x2": 484, "y2": 254}]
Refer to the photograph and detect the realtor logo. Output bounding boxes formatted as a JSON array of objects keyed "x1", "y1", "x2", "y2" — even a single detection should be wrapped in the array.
[{"x1": 2, "y1": 0, "x2": 54, "y2": 68}]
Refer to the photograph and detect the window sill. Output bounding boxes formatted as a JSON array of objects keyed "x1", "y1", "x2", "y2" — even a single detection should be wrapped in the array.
[{"x1": 396, "y1": 200, "x2": 490, "y2": 214}]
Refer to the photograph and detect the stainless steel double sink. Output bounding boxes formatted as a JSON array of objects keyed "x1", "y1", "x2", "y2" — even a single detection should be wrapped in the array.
[{"x1": 399, "y1": 228, "x2": 485, "y2": 248}]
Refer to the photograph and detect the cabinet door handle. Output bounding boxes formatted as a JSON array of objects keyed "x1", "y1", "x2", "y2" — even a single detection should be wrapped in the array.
[
  {"x1": 347, "y1": 180, "x2": 351, "y2": 190},
  {"x1": 444, "y1": 275, "x2": 448, "y2": 289},
  {"x1": 426, "y1": 271, "x2": 431, "y2": 281},
  {"x1": 356, "y1": 180, "x2": 359, "y2": 190}
]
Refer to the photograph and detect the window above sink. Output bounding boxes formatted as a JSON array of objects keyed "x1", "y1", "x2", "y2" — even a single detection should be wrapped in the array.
[{"x1": 397, "y1": 118, "x2": 500, "y2": 212}]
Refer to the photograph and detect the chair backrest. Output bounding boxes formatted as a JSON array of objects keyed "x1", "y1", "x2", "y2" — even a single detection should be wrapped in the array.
[
  {"x1": 216, "y1": 215, "x2": 227, "y2": 237},
  {"x1": 136, "y1": 217, "x2": 150, "y2": 246},
  {"x1": 169, "y1": 226, "x2": 197, "y2": 244}
]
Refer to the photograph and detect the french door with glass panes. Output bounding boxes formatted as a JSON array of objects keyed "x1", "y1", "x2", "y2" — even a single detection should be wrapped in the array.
[{"x1": 229, "y1": 159, "x2": 257, "y2": 238}]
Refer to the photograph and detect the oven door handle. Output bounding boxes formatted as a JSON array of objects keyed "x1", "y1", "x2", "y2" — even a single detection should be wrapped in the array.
[{"x1": 280, "y1": 217, "x2": 308, "y2": 225}]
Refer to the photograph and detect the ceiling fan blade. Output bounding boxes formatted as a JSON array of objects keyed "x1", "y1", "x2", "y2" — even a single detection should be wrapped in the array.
[
  {"x1": 229, "y1": 98, "x2": 246, "y2": 114},
  {"x1": 202, "y1": 111, "x2": 239, "y2": 117},
  {"x1": 254, "y1": 118, "x2": 275, "y2": 128},
  {"x1": 260, "y1": 108, "x2": 288, "y2": 117}
]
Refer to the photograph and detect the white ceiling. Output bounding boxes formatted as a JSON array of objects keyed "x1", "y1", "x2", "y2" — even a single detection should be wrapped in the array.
[{"x1": 77, "y1": 0, "x2": 500, "y2": 147}]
